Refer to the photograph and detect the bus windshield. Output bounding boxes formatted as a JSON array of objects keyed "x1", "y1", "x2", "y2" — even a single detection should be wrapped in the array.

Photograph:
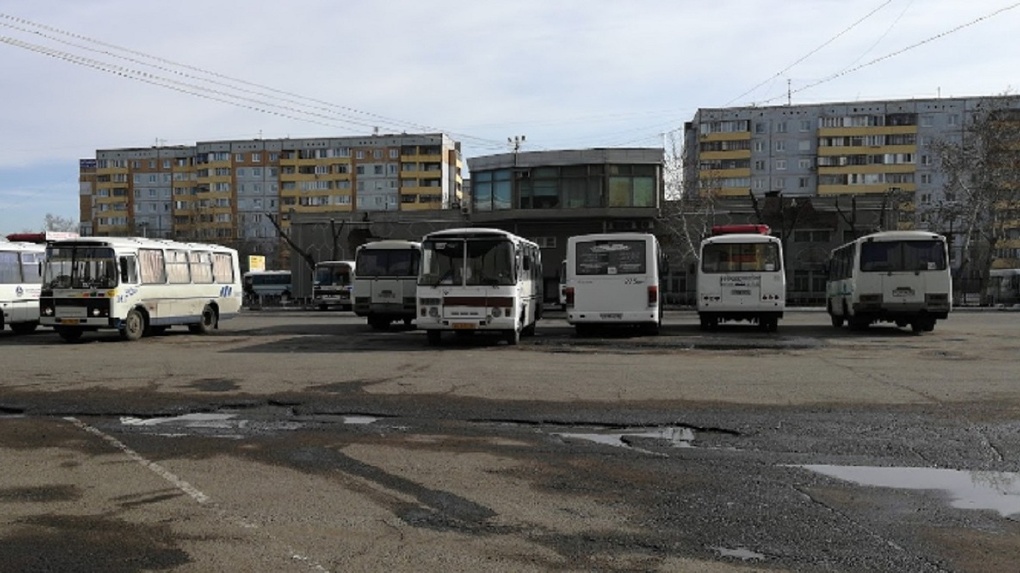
[
  {"x1": 701, "y1": 242, "x2": 781, "y2": 273},
  {"x1": 574, "y1": 240, "x2": 647, "y2": 275},
  {"x1": 314, "y1": 265, "x2": 353, "y2": 286},
  {"x1": 43, "y1": 246, "x2": 118, "y2": 289},
  {"x1": 861, "y1": 240, "x2": 946, "y2": 272},
  {"x1": 421, "y1": 238, "x2": 515, "y2": 286},
  {"x1": 356, "y1": 249, "x2": 419, "y2": 277}
]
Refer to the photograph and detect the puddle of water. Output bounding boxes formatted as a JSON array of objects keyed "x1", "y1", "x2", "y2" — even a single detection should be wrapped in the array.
[
  {"x1": 800, "y1": 464, "x2": 1020, "y2": 519},
  {"x1": 121, "y1": 413, "x2": 238, "y2": 428},
  {"x1": 710, "y1": 546, "x2": 765, "y2": 561},
  {"x1": 342, "y1": 415, "x2": 378, "y2": 425},
  {"x1": 555, "y1": 426, "x2": 694, "y2": 452}
]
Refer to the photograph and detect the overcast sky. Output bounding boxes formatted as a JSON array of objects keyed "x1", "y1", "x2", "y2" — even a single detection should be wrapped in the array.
[{"x1": 1, "y1": 0, "x2": 1018, "y2": 235}]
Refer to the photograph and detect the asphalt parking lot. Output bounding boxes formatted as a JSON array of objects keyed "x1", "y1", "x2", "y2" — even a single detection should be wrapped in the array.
[{"x1": 1, "y1": 308, "x2": 1019, "y2": 572}]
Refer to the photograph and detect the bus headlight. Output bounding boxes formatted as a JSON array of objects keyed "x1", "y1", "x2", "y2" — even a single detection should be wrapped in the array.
[
  {"x1": 428, "y1": 307, "x2": 439, "y2": 318},
  {"x1": 490, "y1": 307, "x2": 502, "y2": 317},
  {"x1": 42, "y1": 307, "x2": 53, "y2": 316}
]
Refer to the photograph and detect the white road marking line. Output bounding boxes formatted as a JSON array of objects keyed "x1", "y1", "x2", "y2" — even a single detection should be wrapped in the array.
[
  {"x1": 64, "y1": 416, "x2": 333, "y2": 573},
  {"x1": 65, "y1": 416, "x2": 210, "y2": 504}
]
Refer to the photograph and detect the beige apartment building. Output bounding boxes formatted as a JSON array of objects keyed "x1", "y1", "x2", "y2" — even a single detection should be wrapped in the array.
[{"x1": 79, "y1": 133, "x2": 462, "y2": 267}]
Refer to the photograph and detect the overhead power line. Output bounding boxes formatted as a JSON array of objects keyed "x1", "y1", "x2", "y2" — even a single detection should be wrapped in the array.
[{"x1": 0, "y1": 12, "x2": 509, "y2": 150}]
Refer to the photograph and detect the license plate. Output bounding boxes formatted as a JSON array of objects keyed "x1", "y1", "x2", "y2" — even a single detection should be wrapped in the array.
[
  {"x1": 599, "y1": 313, "x2": 622, "y2": 319},
  {"x1": 893, "y1": 287, "x2": 914, "y2": 297},
  {"x1": 452, "y1": 322, "x2": 475, "y2": 330},
  {"x1": 731, "y1": 289, "x2": 752, "y2": 296},
  {"x1": 60, "y1": 318, "x2": 80, "y2": 325}
]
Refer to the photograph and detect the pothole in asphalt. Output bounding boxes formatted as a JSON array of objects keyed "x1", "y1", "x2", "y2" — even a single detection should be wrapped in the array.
[
  {"x1": 118, "y1": 412, "x2": 380, "y2": 438},
  {"x1": 799, "y1": 464, "x2": 1020, "y2": 520},
  {"x1": 553, "y1": 426, "x2": 695, "y2": 455}
]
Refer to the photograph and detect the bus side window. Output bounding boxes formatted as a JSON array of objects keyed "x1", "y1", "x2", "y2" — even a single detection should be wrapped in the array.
[{"x1": 119, "y1": 256, "x2": 139, "y2": 285}]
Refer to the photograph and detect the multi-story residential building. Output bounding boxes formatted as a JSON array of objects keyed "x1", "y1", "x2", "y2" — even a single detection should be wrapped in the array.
[
  {"x1": 684, "y1": 96, "x2": 1012, "y2": 219},
  {"x1": 683, "y1": 95, "x2": 1020, "y2": 277},
  {"x1": 80, "y1": 133, "x2": 462, "y2": 267}
]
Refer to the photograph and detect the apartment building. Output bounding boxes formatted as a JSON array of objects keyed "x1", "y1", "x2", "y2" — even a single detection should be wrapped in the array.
[{"x1": 79, "y1": 133, "x2": 462, "y2": 266}]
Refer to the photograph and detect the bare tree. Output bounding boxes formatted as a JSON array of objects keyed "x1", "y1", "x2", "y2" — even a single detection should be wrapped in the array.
[
  {"x1": 44, "y1": 213, "x2": 78, "y2": 233},
  {"x1": 930, "y1": 94, "x2": 1020, "y2": 297}
]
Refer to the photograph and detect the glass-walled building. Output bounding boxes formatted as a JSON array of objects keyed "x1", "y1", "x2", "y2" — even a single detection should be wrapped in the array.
[{"x1": 467, "y1": 148, "x2": 663, "y2": 214}]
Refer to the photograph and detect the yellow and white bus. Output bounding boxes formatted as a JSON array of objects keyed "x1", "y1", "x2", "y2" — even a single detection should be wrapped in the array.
[
  {"x1": 697, "y1": 225, "x2": 785, "y2": 332},
  {"x1": 0, "y1": 239, "x2": 46, "y2": 334},
  {"x1": 826, "y1": 230, "x2": 951, "y2": 332},
  {"x1": 353, "y1": 240, "x2": 421, "y2": 329},
  {"x1": 564, "y1": 233, "x2": 665, "y2": 335},
  {"x1": 417, "y1": 228, "x2": 543, "y2": 346},
  {"x1": 40, "y1": 237, "x2": 242, "y2": 342}
]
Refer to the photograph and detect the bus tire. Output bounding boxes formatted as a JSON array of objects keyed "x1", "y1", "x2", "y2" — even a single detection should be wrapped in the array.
[
  {"x1": 505, "y1": 327, "x2": 520, "y2": 346},
  {"x1": 426, "y1": 329, "x2": 442, "y2": 346},
  {"x1": 189, "y1": 305, "x2": 217, "y2": 334},
  {"x1": 827, "y1": 303, "x2": 844, "y2": 327},
  {"x1": 121, "y1": 308, "x2": 146, "y2": 341},
  {"x1": 10, "y1": 321, "x2": 38, "y2": 335},
  {"x1": 56, "y1": 326, "x2": 84, "y2": 343}
]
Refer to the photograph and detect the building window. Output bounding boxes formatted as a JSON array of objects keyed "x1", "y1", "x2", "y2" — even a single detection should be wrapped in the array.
[
  {"x1": 800, "y1": 119, "x2": 812, "y2": 131},
  {"x1": 798, "y1": 177, "x2": 809, "y2": 188},
  {"x1": 775, "y1": 141, "x2": 786, "y2": 152},
  {"x1": 775, "y1": 159, "x2": 787, "y2": 170},
  {"x1": 754, "y1": 160, "x2": 765, "y2": 170},
  {"x1": 754, "y1": 141, "x2": 765, "y2": 152}
]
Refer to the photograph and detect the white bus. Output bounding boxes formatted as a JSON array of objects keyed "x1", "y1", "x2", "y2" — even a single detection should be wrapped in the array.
[
  {"x1": 985, "y1": 268, "x2": 1020, "y2": 307},
  {"x1": 697, "y1": 224, "x2": 785, "y2": 332},
  {"x1": 417, "y1": 228, "x2": 543, "y2": 346},
  {"x1": 564, "y1": 233, "x2": 665, "y2": 335},
  {"x1": 40, "y1": 237, "x2": 242, "y2": 342},
  {"x1": 0, "y1": 239, "x2": 46, "y2": 334},
  {"x1": 826, "y1": 230, "x2": 951, "y2": 332},
  {"x1": 243, "y1": 270, "x2": 292, "y2": 303},
  {"x1": 312, "y1": 260, "x2": 355, "y2": 310},
  {"x1": 353, "y1": 240, "x2": 420, "y2": 328}
]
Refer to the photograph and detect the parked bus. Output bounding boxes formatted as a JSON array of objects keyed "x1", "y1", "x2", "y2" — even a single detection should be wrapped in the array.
[
  {"x1": 312, "y1": 260, "x2": 356, "y2": 310},
  {"x1": 985, "y1": 268, "x2": 1020, "y2": 307},
  {"x1": 242, "y1": 270, "x2": 292, "y2": 304},
  {"x1": 417, "y1": 228, "x2": 543, "y2": 346},
  {"x1": 826, "y1": 230, "x2": 951, "y2": 332},
  {"x1": 564, "y1": 233, "x2": 665, "y2": 335},
  {"x1": 558, "y1": 259, "x2": 567, "y2": 310},
  {"x1": 697, "y1": 224, "x2": 785, "y2": 332},
  {"x1": 353, "y1": 240, "x2": 420, "y2": 328},
  {"x1": 0, "y1": 239, "x2": 46, "y2": 334},
  {"x1": 40, "y1": 237, "x2": 242, "y2": 342}
]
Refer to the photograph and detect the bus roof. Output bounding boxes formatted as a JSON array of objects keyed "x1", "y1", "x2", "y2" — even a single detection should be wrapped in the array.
[
  {"x1": 0, "y1": 239, "x2": 46, "y2": 252},
  {"x1": 47, "y1": 236, "x2": 237, "y2": 254},
  {"x1": 423, "y1": 227, "x2": 537, "y2": 246},
  {"x1": 356, "y1": 239, "x2": 422, "y2": 250},
  {"x1": 567, "y1": 232, "x2": 658, "y2": 243},
  {"x1": 858, "y1": 230, "x2": 945, "y2": 243}
]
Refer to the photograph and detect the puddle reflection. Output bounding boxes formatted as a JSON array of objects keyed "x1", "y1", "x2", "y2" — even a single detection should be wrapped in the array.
[
  {"x1": 801, "y1": 464, "x2": 1020, "y2": 519},
  {"x1": 555, "y1": 426, "x2": 694, "y2": 454}
]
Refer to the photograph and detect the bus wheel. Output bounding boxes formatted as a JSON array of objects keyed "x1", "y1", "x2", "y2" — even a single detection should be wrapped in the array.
[
  {"x1": 10, "y1": 321, "x2": 38, "y2": 335},
  {"x1": 426, "y1": 330, "x2": 442, "y2": 346},
  {"x1": 121, "y1": 308, "x2": 146, "y2": 341},
  {"x1": 828, "y1": 304, "x2": 844, "y2": 327},
  {"x1": 505, "y1": 327, "x2": 521, "y2": 346},
  {"x1": 189, "y1": 305, "x2": 217, "y2": 334},
  {"x1": 403, "y1": 317, "x2": 414, "y2": 328},
  {"x1": 56, "y1": 326, "x2": 84, "y2": 343}
]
